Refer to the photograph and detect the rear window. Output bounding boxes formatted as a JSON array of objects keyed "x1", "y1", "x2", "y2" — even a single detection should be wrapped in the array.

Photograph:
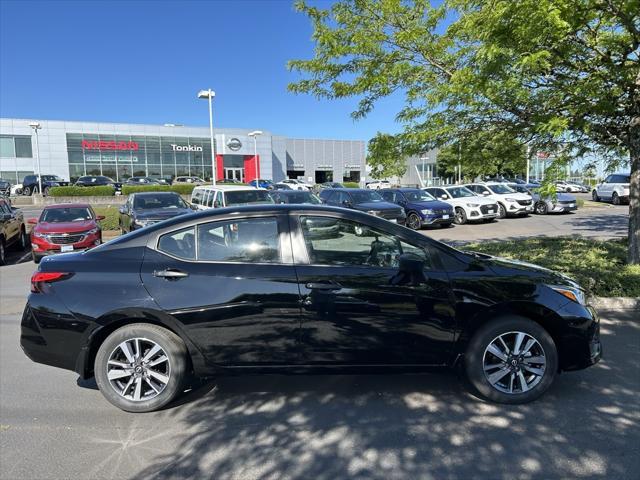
[{"x1": 224, "y1": 190, "x2": 273, "y2": 206}]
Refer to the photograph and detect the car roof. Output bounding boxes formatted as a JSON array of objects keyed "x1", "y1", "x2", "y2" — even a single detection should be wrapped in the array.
[
  {"x1": 194, "y1": 185, "x2": 266, "y2": 192},
  {"x1": 131, "y1": 191, "x2": 181, "y2": 197},
  {"x1": 44, "y1": 203, "x2": 91, "y2": 209}
]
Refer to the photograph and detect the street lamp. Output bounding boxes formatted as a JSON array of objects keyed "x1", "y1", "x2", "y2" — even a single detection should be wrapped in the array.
[
  {"x1": 28, "y1": 122, "x2": 43, "y2": 195},
  {"x1": 248, "y1": 130, "x2": 263, "y2": 187},
  {"x1": 420, "y1": 155, "x2": 429, "y2": 187},
  {"x1": 197, "y1": 89, "x2": 217, "y2": 186}
]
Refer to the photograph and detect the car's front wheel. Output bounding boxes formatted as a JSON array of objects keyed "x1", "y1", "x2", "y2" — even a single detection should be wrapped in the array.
[
  {"x1": 22, "y1": 186, "x2": 31, "y2": 196},
  {"x1": 464, "y1": 316, "x2": 557, "y2": 404},
  {"x1": 406, "y1": 212, "x2": 422, "y2": 230},
  {"x1": 497, "y1": 203, "x2": 507, "y2": 219},
  {"x1": 612, "y1": 192, "x2": 620, "y2": 205},
  {"x1": 592, "y1": 190, "x2": 600, "y2": 201},
  {"x1": 94, "y1": 323, "x2": 189, "y2": 412},
  {"x1": 454, "y1": 207, "x2": 467, "y2": 225},
  {"x1": 534, "y1": 201, "x2": 548, "y2": 215}
]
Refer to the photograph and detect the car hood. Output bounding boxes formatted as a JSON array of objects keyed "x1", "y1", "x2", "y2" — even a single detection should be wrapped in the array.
[
  {"x1": 133, "y1": 208, "x2": 191, "y2": 220},
  {"x1": 35, "y1": 220, "x2": 98, "y2": 234},
  {"x1": 406, "y1": 200, "x2": 453, "y2": 211},
  {"x1": 467, "y1": 251, "x2": 581, "y2": 289},
  {"x1": 494, "y1": 192, "x2": 530, "y2": 200},
  {"x1": 353, "y1": 201, "x2": 402, "y2": 211}
]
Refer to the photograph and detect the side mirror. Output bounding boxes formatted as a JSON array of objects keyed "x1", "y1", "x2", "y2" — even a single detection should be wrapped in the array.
[
  {"x1": 440, "y1": 195, "x2": 448, "y2": 200},
  {"x1": 96, "y1": 215, "x2": 106, "y2": 221},
  {"x1": 27, "y1": 218, "x2": 38, "y2": 224},
  {"x1": 342, "y1": 200, "x2": 352, "y2": 207},
  {"x1": 482, "y1": 191, "x2": 490, "y2": 196}
]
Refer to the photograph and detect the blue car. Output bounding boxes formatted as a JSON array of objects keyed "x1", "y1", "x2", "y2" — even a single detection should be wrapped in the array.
[
  {"x1": 380, "y1": 188, "x2": 454, "y2": 230},
  {"x1": 247, "y1": 179, "x2": 274, "y2": 189}
]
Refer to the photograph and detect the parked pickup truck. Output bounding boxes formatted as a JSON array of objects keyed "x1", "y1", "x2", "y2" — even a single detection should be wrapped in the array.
[{"x1": 0, "y1": 197, "x2": 28, "y2": 265}]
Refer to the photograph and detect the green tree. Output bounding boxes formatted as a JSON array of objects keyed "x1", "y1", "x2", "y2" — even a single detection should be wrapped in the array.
[
  {"x1": 436, "y1": 130, "x2": 526, "y2": 180},
  {"x1": 288, "y1": 0, "x2": 640, "y2": 263},
  {"x1": 367, "y1": 132, "x2": 407, "y2": 182}
]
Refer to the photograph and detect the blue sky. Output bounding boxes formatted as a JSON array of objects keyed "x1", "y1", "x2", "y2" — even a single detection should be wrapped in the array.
[{"x1": 0, "y1": 0, "x2": 403, "y2": 141}]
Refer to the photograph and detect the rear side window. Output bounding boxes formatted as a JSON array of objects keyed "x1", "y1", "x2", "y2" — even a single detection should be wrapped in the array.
[
  {"x1": 197, "y1": 217, "x2": 280, "y2": 263},
  {"x1": 611, "y1": 175, "x2": 630, "y2": 183},
  {"x1": 158, "y1": 227, "x2": 196, "y2": 260},
  {"x1": 192, "y1": 189, "x2": 204, "y2": 205}
]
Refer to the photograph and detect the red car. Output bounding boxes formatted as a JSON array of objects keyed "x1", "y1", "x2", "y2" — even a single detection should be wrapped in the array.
[{"x1": 29, "y1": 204, "x2": 105, "y2": 263}]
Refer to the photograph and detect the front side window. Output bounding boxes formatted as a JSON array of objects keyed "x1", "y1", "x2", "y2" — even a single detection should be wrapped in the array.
[
  {"x1": 300, "y1": 216, "x2": 430, "y2": 268},
  {"x1": 403, "y1": 190, "x2": 435, "y2": 202},
  {"x1": 197, "y1": 217, "x2": 280, "y2": 263},
  {"x1": 158, "y1": 227, "x2": 196, "y2": 260}
]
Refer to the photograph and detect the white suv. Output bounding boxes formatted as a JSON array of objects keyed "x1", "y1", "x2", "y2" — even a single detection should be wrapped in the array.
[
  {"x1": 425, "y1": 185, "x2": 499, "y2": 224},
  {"x1": 190, "y1": 185, "x2": 273, "y2": 210},
  {"x1": 592, "y1": 173, "x2": 630, "y2": 205},
  {"x1": 280, "y1": 179, "x2": 311, "y2": 191},
  {"x1": 366, "y1": 180, "x2": 391, "y2": 190},
  {"x1": 466, "y1": 182, "x2": 533, "y2": 218}
]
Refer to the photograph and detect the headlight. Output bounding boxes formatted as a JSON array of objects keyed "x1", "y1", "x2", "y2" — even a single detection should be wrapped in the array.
[
  {"x1": 466, "y1": 203, "x2": 480, "y2": 207},
  {"x1": 86, "y1": 227, "x2": 100, "y2": 235},
  {"x1": 421, "y1": 209, "x2": 433, "y2": 215},
  {"x1": 367, "y1": 210, "x2": 379, "y2": 216},
  {"x1": 550, "y1": 286, "x2": 586, "y2": 305},
  {"x1": 505, "y1": 197, "x2": 518, "y2": 202},
  {"x1": 33, "y1": 231, "x2": 46, "y2": 238},
  {"x1": 134, "y1": 219, "x2": 149, "y2": 226}
]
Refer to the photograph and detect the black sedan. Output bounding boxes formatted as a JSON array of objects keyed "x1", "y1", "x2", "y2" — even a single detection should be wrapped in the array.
[
  {"x1": 75, "y1": 175, "x2": 122, "y2": 193},
  {"x1": 21, "y1": 205, "x2": 601, "y2": 412},
  {"x1": 118, "y1": 192, "x2": 194, "y2": 233}
]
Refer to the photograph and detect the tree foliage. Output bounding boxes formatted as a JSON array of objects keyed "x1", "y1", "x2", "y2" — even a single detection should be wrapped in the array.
[
  {"x1": 367, "y1": 133, "x2": 407, "y2": 180},
  {"x1": 436, "y1": 130, "x2": 526, "y2": 180},
  {"x1": 288, "y1": 0, "x2": 640, "y2": 262}
]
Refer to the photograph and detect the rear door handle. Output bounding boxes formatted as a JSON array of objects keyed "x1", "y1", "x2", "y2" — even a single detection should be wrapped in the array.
[
  {"x1": 305, "y1": 282, "x2": 341, "y2": 290},
  {"x1": 153, "y1": 268, "x2": 189, "y2": 279}
]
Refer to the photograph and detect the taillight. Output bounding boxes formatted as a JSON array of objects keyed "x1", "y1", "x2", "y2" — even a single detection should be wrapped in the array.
[{"x1": 30, "y1": 271, "x2": 72, "y2": 293}]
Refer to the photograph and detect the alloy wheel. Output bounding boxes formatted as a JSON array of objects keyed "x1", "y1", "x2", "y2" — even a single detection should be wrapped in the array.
[
  {"x1": 407, "y1": 213, "x2": 421, "y2": 230},
  {"x1": 592, "y1": 190, "x2": 599, "y2": 201},
  {"x1": 535, "y1": 202, "x2": 547, "y2": 215},
  {"x1": 482, "y1": 331, "x2": 546, "y2": 394},
  {"x1": 612, "y1": 193, "x2": 620, "y2": 205},
  {"x1": 498, "y1": 203, "x2": 506, "y2": 218},
  {"x1": 23, "y1": 187, "x2": 31, "y2": 196},
  {"x1": 106, "y1": 337, "x2": 171, "y2": 402},
  {"x1": 454, "y1": 208, "x2": 466, "y2": 225}
]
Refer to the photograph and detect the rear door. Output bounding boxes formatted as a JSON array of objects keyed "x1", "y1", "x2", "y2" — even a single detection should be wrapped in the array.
[{"x1": 140, "y1": 213, "x2": 302, "y2": 366}]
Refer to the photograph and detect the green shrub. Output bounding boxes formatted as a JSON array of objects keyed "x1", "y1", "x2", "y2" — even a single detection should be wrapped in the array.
[
  {"x1": 49, "y1": 186, "x2": 115, "y2": 197},
  {"x1": 93, "y1": 205, "x2": 120, "y2": 231},
  {"x1": 576, "y1": 198, "x2": 585, "y2": 208},
  {"x1": 169, "y1": 183, "x2": 197, "y2": 195},
  {"x1": 121, "y1": 185, "x2": 171, "y2": 195},
  {"x1": 343, "y1": 182, "x2": 360, "y2": 188}
]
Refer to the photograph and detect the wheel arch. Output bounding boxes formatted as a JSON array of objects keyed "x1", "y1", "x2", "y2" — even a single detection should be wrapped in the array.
[
  {"x1": 454, "y1": 301, "x2": 568, "y2": 371},
  {"x1": 78, "y1": 308, "x2": 206, "y2": 379}
]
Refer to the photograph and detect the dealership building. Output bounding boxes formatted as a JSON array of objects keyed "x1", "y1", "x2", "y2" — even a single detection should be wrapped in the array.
[{"x1": 0, "y1": 118, "x2": 366, "y2": 185}]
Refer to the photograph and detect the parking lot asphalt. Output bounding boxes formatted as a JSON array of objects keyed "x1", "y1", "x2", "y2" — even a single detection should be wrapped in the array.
[{"x1": 1, "y1": 261, "x2": 638, "y2": 480}]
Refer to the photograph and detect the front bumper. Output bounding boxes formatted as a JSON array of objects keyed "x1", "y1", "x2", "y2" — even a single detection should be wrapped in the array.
[
  {"x1": 556, "y1": 302, "x2": 602, "y2": 371},
  {"x1": 421, "y1": 213, "x2": 454, "y2": 225},
  {"x1": 31, "y1": 235, "x2": 101, "y2": 257},
  {"x1": 507, "y1": 203, "x2": 533, "y2": 215},
  {"x1": 468, "y1": 205, "x2": 498, "y2": 221},
  {"x1": 551, "y1": 202, "x2": 578, "y2": 213}
]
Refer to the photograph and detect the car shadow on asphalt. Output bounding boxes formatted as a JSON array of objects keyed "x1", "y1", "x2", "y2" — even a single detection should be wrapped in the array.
[{"x1": 127, "y1": 313, "x2": 639, "y2": 480}]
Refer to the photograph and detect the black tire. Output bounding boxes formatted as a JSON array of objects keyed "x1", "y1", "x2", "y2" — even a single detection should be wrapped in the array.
[
  {"x1": 454, "y1": 207, "x2": 467, "y2": 225},
  {"x1": 0, "y1": 238, "x2": 5, "y2": 265},
  {"x1": 406, "y1": 212, "x2": 422, "y2": 230},
  {"x1": 497, "y1": 203, "x2": 507, "y2": 219},
  {"x1": 464, "y1": 316, "x2": 558, "y2": 404},
  {"x1": 612, "y1": 192, "x2": 620, "y2": 205},
  {"x1": 19, "y1": 228, "x2": 29, "y2": 250},
  {"x1": 534, "y1": 201, "x2": 548, "y2": 215},
  {"x1": 22, "y1": 186, "x2": 31, "y2": 196},
  {"x1": 32, "y1": 252, "x2": 41, "y2": 264},
  {"x1": 43, "y1": 186, "x2": 50, "y2": 196},
  {"x1": 592, "y1": 190, "x2": 599, "y2": 202},
  {"x1": 94, "y1": 323, "x2": 189, "y2": 413}
]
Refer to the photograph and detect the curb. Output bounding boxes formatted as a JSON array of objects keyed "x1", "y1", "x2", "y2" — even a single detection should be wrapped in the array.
[{"x1": 591, "y1": 297, "x2": 640, "y2": 311}]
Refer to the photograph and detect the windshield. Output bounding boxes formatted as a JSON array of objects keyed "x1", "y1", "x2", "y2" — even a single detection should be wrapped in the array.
[
  {"x1": 225, "y1": 190, "x2": 274, "y2": 205},
  {"x1": 403, "y1": 190, "x2": 435, "y2": 201},
  {"x1": 446, "y1": 186, "x2": 476, "y2": 198},
  {"x1": 134, "y1": 194, "x2": 187, "y2": 209},
  {"x1": 42, "y1": 175, "x2": 63, "y2": 182},
  {"x1": 41, "y1": 207, "x2": 92, "y2": 223},
  {"x1": 280, "y1": 192, "x2": 321, "y2": 204},
  {"x1": 489, "y1": 184, "x2": 515, "y2": 194},
  {"x1": 350, "y1": 191, "x2": 384, "y2": 203}
]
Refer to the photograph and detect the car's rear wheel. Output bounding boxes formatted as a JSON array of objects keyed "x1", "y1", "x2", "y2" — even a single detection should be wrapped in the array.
[
  {"x1": 534, "y1": 201, "x2": 548, "y2": 215},
  {"x1": 612, "y1": 192, "x2": 620, "y2": 205},
  {"x1": 94, "y1": 323, "x2": 188, "y2": 412},
  {"x1": 454, "y1": 207, "x2": 467, "y2": 225},
  {"x1": 464, "y1": 316, "x2": 557, "y2": 404},
  {"x1": 497, "y1": 203, "x2": 507, "y2": 219},
  {"x1": 0, "y1": 239, "x2": 5, "y2": 265},
  {"x1": 19, "y1": 228, "x2": 28, "y2": 250},
  {"x1": 22, "y1": 186, "x2": 31, "y2": 196},
  {"x1": 592, "y1": 190, "x2": 599, "y2": 202},
  {"x1": 406, "y1": 212, "x2": 422, "y2": 230}
]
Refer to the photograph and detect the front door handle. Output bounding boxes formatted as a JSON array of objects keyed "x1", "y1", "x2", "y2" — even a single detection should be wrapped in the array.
[
  {"x1": 153, "y1": 268, "x2": 189, "y2": 279},
  {"x1": 305, "y1": 282, "x2": 341, "y2": 290}
]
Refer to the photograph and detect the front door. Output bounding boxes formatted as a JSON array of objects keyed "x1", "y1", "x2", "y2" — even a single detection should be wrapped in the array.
[
  {"x1": 291, "y1": 213, "x2": 456, "y2": 366},
  {"x1": 224, "y1": 168, "x2": 244, "y2": 182},
  {"x1": 140, "y1": 214, "x2": 302, "y2": 366}
]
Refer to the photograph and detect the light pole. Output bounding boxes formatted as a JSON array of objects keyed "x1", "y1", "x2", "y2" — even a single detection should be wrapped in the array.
[
  {"x1": 420, "y1": 155, "x2": 429, "y2": 187},
  {"x1": 248, "y1": 131, "x2": 263, "y2": 188},
  {"x1": 28, "y1": 122, "x2": 43, "y2": 195},
  {"x1": 197, "y1": 89, "x2": 217, "y2": 186}
]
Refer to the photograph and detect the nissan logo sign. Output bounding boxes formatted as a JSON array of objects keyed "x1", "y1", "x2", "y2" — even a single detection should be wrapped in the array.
[{"x1": 227, "y1": 138, "x2": 242, "y2": 151}]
